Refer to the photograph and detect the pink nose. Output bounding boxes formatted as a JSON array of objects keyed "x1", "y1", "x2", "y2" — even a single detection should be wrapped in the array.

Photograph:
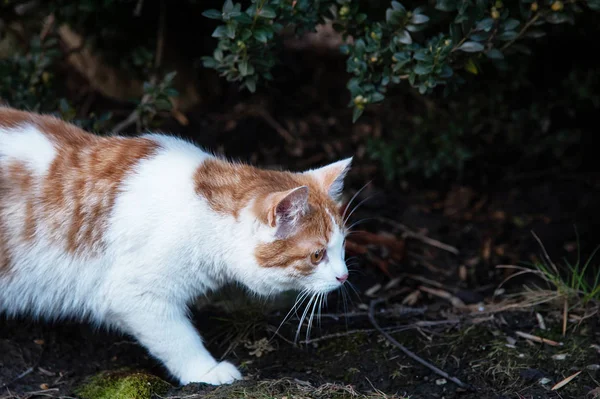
[{"x1": 336, "y1": 274, "x2": 348, "y2": 283}]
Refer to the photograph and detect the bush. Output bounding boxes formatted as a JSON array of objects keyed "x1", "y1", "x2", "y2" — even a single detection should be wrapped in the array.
[
  {"x1": 0, "y1": 0, "x2": 596, "y2": 181},
  {"x1": 200, "y1": 0, "x2": 600, "y2": 121}
]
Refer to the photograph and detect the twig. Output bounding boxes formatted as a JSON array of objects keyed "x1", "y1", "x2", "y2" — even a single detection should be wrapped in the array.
[
  {"x1": 500, "y1": 13, "x2": 541, "y2": 51},
  {"x1": 419, "y1": 285, "x2": 466, "y2": 308},
  {"x1": 0, "y1": 367, "x2": 34, "y2": 390},
  {"x1": 298, "y1": 327, "x2": 396, "y2": 345},
  {"x1": 368, "y1": 299, "x2": 474, "y2": 391},
  {"x1": 315, "y1": 306, "x2": 427, "y2": 320},
  {"x1": 515, "y1": 331, "x2": 563, "y2": 346},
  {"x1": 376, "y1": 217, "x2": 459, "y2": 255}
]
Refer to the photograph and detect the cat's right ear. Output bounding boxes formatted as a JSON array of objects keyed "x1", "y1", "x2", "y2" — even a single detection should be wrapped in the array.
[{"x1": 265, "y1": 186, "x2": 309, "y2": 239}]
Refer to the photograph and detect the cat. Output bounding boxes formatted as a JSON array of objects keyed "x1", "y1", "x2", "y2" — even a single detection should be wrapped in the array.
[{"x1": 0, "y1": 106, "x2": 352, "y2": 386}]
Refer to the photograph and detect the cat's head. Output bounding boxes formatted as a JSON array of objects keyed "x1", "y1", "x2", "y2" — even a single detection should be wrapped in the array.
[{"x1": 249, "y1": 158, "x2": 353, "y2": 295}]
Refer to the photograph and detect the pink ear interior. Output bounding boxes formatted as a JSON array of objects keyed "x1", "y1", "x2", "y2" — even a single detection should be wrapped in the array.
[{"x1": 267, "y1": 186, "x2": 309, "y2": 239}]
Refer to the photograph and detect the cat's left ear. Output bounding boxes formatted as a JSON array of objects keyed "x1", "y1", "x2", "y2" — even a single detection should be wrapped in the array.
[{"x1": 305, "y1": 157, "x2": 352, "y2": 202}]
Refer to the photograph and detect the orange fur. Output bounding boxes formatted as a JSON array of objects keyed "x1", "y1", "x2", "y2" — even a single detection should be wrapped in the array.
[
  {"x1": 0, "y1": 108, "x2": 161, "y2": 258},
  {"x1": 194, "y1": 158, "x2": 343, "y2": 274}
]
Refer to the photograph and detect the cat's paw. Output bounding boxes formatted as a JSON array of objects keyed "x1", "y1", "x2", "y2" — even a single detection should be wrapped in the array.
[{"x1": 185, "y1": 361, "x2": 242, "y2": 385}]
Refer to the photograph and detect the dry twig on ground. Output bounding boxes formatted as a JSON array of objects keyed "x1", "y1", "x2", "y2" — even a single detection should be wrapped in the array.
[{"x1": 368, "y1": 299, "x2": 474, "y2": 391}]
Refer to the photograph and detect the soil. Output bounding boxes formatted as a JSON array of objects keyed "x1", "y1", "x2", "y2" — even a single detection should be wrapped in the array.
[{"x1": 2, "y1": 14, "x2": 600, "y2": 399}]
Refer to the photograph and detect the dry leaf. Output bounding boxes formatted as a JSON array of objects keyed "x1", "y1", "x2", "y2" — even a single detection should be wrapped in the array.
[{"x1": 551, "y1": 370, "x2": 581, "y2": 390}]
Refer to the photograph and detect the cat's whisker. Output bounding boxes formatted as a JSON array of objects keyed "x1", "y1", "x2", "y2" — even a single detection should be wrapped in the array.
[
  {"x1": 272, "y1": 288, "x2": 310, "y2": 339},
  {"x1": 317, "y1": 292, "x2": 324, "y2": 331},
  {"x1": 346, "y1": 218, "x2": 375, "y2": 232},
  {"x1": 341, "y1": 180, "x2": 372, "y2": 224},
  {"x1": 305, "y1": 292, "x2": 320, "y2": 341},
  {"x1": 344, "y1": 229, "x2": 369, "y2": 236},
  {"x1": 295, "y1": 292, "x2": 316, "y2": 344},
  {"x1": 343, "y1": 193, "x2": 377, "y2": 227},
  {"x1": 340, "y1": 285, "x2": 349, "y2": 330},
  {"x1": 346, "y1": 281, "x2": 362, "y2": 302}
]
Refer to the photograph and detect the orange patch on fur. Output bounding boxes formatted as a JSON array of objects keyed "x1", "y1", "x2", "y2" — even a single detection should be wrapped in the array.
[
  {"x1": 6, "y1": 162, "x2": 37, "y2": 241},
  {"x1": 0, "y1": 107, "x2": 161, "y2": 257},
  {"x1": 0, "y1": 170, "x2": 10, "y2": 276},
  {"x1": 194, "y1": 158, "x2": 342, "y2": 273}
]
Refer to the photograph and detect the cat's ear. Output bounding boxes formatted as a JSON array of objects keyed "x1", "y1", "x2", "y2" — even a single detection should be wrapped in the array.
[
  {"x1": 305, "y1": 157, "x2": 352, "y2": 201},
  {"x1": 266, "y1": 186, "x2": 309, "y2": 239}
]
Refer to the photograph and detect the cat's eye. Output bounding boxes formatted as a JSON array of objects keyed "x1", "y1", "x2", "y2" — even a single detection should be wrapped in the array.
[{"x1": 310, "y1": 249, "x2": 326, "y2": 265}]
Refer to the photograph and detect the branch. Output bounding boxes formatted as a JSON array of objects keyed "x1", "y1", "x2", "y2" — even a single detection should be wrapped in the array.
[{"x1": 368, "y1": 299, "x2": 474, "y2": 391}]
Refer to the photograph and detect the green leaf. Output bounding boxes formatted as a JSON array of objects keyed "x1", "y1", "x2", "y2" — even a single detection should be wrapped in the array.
[
  {"x1": 439, "y1": 64, "x2": 453, "y2": 78},
  {"x1": 163, "y1": 71, "x2": 177, "y2": 84},
  {"x1": 239, "y1": 60, "x2": 248, "y2": 76},
  {"x1": 259, "y1": 6, "x2": 277, "y2": 19},
  {"x1": 414, "y1": 64, "x2": 433, "y2": 75},
  {"x1": 435, "y1": 0, "x2": 456, "y2": 12},
  {"x1": 352, "y1": 106, "x2": 364, "y2": 123},
  {"x1": 214, "y1": 48, "x2": 224, "y2": 62},
  {"x1": 588, "y1": 0, "x2": 600, "y2": 11},
  {"x1": 391, "y1": 1, "x2": 406, "y2": 11},
  {"x1": 485, "y1": 48, "x2": 504, "y2": 59},
  {"x1": 411, "y1": 14, "x2": 429, "y2": 24},
  {"x1": 354, "y1": 38, "x2": 366, "y2": 54},
  {"x1": 457, "y1": 41, "x2": 484, "y2": 52},
  {"x1": 212, "y1": 25, "x2": 229, "y2": 38},
  {"x1": 525, "y1": 29, "x2": 546, "y2": 38},
  {"x1": 240, "y1": 28, "x2": 252, "y2": 41},
  {"x1": 234, "y1": 13, "x2": 253, "y2": 24},
  {"x1": 496, "y1": 31, "x2": 518, "y2": 41},
  {"x1": 201, "y1": 56, "x2": 218, "y2": 68},
  {"x1": 475, "y1": 17, "x2": 494, "y2": 31},
  {"x1": 503, "y1": 19, "x2": 520, "y2": 31},
  {"x1": 226, "y1": 23, "x2": 236, "y2": 39},
  {"x1": 386, "y1": 8, "x2": 405, "y2": 25},
  {"x1": 223, "y1": 0, "x2": 234, "y2": 13},
  {"x1": 545, "y1": 13, "x2": 573, "y2": 24},
  {"x1": 202, "y1": 9, "x2": 222, "y2": 19},
  {"x1": 253, "y1": 27, "x2": 269, "y2": 43},
  {"x1": 371, "y1": 92, "x2": 385, "y2": 103},
  {"x1": 413, "y1": 51, "x2": 429, "y2": 61},
  {"x1": 398, "y1": 30, "x2": 412, "y2": 44},
  {"x1": 245, "y1": 78, "x2": 257, "y2": 92}
]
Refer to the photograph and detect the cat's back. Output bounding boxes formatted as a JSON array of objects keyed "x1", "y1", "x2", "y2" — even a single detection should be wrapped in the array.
[{"x1": 0, "y1": 108, "x2": 166, "y2": 278}]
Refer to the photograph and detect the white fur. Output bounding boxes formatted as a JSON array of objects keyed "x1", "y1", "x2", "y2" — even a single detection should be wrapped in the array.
[{"x1": 0, "y1": 125, "x2": 349, "y2": 386}]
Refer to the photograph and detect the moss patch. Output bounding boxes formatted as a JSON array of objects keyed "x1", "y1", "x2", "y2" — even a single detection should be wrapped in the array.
[{"x1": 75, "y1": 370, "x2": 171, "y2": 399}]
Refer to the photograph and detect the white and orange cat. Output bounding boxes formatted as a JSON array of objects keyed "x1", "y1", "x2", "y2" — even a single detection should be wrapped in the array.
[{"x1": 0, "y1": 107, "x2": 352, "y2": 385}]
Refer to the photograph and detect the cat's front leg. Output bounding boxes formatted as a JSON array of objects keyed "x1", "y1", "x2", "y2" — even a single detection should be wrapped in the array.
[{"x1": 114, "y1": 304, "x2": 242, "y2": 385}]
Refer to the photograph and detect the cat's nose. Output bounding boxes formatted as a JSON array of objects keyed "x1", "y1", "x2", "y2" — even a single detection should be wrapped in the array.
[{"x1": 336, "y1": 274, "x2": 348, "y2": 283}]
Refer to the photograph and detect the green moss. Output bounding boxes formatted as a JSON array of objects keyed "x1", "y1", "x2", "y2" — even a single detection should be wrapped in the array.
[{"x1": 75, "y1": 370, "x2": 171, "y2": 399}]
